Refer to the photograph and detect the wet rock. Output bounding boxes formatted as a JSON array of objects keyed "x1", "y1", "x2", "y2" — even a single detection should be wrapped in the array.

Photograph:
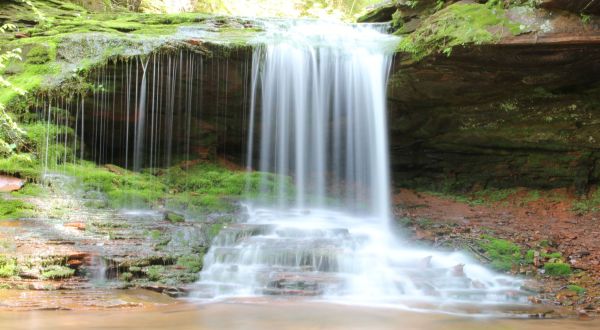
[
  {"x1": 165, "y1": 211, "x2": 185, "y2": 223},
  {"x1": 578, "y1": 309, "x2": 591, "y2": 321},
  {"x1": 0, "y1": 175, "x2": 25, "y2": 192},
  {"x1": 64, "y1": 222, "x2": 86, "y2": 231},
  {"x1": 451, "y1": 264, "x2": 465, "y2": 277},
  {"x1": 14, "y1": 32, "x2": 30, "y2": 39},
  {"x1": 419, "y1": 256, "x2": 432, "y2": 268}
]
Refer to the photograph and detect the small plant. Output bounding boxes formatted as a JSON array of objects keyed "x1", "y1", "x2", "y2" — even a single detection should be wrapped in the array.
[
  {"x1": 145, "y1": 265, "x2": 165, "y2": 282},
  {"x1": 41, "y1": 265, "x2": 75, "y2": 279},
  {"x1": 566, "y1": 285, "x2": 585, "y2": 295},
  {"x1": 479, "y1": 235, "x2": 522, "y2": 271},
  {"x1": 176, "y1": 254, "x2": 203, "y2": 273},
  {"x1": 581, "y1": 13, "x2": 592, "y2": 25},
  {"x1": 0, "y1": 198, "x2": 35, "y2": 220},
  {"x1": 0, "y1": 256, "x2": 18, "y2": 278},
  {"x1": 543, "y1": 262, "x2": 571, "y2": 277},
  {"x1": 120, "y1": 272, "x2": 133, "y2": 282}
]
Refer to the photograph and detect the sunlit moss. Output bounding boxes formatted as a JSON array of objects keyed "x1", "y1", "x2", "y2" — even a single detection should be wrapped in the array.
[
  {"x1": 41, "y1": 265, "x2": 75, "y2": 279},
  {"x1": 398, "y1": 3, "x2": 522, "y2": 60},
  {"x1": 0, "y1": 256, "x2": 18, "y2": 278}
]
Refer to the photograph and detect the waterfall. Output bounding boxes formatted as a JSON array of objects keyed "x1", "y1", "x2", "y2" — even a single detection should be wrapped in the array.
[
  {"x1": 246, "y1": 22, "x2": 394, "y2": 218},
  {"x1": 196, "y1": 21, "x2": 527, "y2": 309}
]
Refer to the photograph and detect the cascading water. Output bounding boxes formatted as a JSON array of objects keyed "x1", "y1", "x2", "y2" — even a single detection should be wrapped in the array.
[{"x1": 197, "y1": 21, "x2": 528, "y2": 311}]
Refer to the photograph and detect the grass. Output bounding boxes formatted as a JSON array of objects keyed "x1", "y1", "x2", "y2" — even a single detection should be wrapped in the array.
[
  {"x1": 0, "y1": 197, "x2": 36, "y2": 220},
  {"x1": 145, "y1": 265, "x2": 166, "y2": 282},
  {"x1": 11, "y1": 183, "x2": 44, "y2": 197},
  {"x1": 544, "y1": 262, "x2": 572, "y2": 277},
  {"x1": 566, "y1": 285, "x2": 585, "y2": 295},
  {"x1": 572, "y1": 188, "x2": 600, "y2": 213},
  {"x1": 478, "y1": 235, "x2": 522, "y2": 271},
  {"x1": 63, "y1": 162, "x2": 167, "y2": 208},
  {"x1": 0, "y1": 256, "x2": 18, "y2": 278},
  {"x1": 0, "y1": 153, "x2": 42, "y2": 180}
]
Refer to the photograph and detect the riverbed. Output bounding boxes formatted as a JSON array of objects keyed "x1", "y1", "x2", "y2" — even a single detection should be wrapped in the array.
[{"x1": 0, "y1": 296, "x2": 598, "y2": 330}]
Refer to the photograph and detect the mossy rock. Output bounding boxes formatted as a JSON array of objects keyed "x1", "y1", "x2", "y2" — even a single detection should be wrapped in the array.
[{"x1": 41, "y1": 265, "x2": 75, "y2": 279}]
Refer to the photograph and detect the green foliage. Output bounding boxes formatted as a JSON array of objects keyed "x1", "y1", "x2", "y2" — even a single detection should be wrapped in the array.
[
  {"x1": 479, "y1": 235, "x2": 522, "y2": 271},
  {"x1": 0, "y1": 256, "x2": 19, "y2": 278},
  {"x1": 145, "y1": 265, "x2": 165, "y2": 281},
  {"x1": 572, "y1": 188, "x2": 600, "y2": 213},
  {"x1": 161, "y1": 163, "x2": 283, "y2": 214},
  {"x1": 0, "y1": 153, "x2": 41, "y2": 180},
  {"x1": 398, "y1": 3, "x2": 521, "y2": 60},
  {"x1": 25, "y1": 46, "x2": 51, "y2": 64},
  {"x1": 0, "y1": 197, "x2": 36, "y2": 220},
  {"x1": 11, "y1": 183, "x2": 44, "y2": 197},
  {"x1": 23, "y1": 121, "x2": 75, "y2": 170},
  {"x1": 176, "y1": 254, "x2": 203, "y2": 273},
  {"x1": 41, "y1": 265, "x2": 75, "y2": 279},
  {"x1": 120, "y1": 271, "x2": 133, "y2": 282},
  {"x1": 581, "y1": 13, "x2": 592, "y2": 25},
  {"x1": 166, "y1": 211, "x2": 185, "y2": 223},
  {"x1": 63, "y1": 162, "x2": 167, "y2": 208},
  {"x1": 543, "y1": 262, "x2": 572, "y2": 277}
]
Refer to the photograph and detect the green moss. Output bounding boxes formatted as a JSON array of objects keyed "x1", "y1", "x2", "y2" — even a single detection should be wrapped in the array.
[
  {"x1": 25, "y1": 45, "x2": 51, "y2": 64},
  {"x1": 166, "y1": 211, "x2": 185, "y2": 223},
  {"x1": 176, "y1": 254, "x2": 203, "y2": 273},
  {"x1": 64, "y1": 162, "x2": 167, "y2": 208},
  {"x1": 0, "y1": 153, "x2": 41, "y2": 180},
  {"x1": 120, "y1": 272, "x2": 133, "y2": 282},
  {"x1": 208, "y1": 223, "x2": 225, "y2": 240},
  {"x1": 144, "y1": 265, "x2": 165, "y2": 281},
  {"x1": 544, "y1": 262, "x2": 571, "y2": 277},
  {"x1": 11, "y1": 183, "x2": 44, "y2": 197},
  {"x1": 566, "y1": 285, "x2": 585, "y2": 295},
  {"x1": 479, "y1": 235, "x2": 522, "y2": 271},
  {"x1": 0, "y1": 197, "x2": 36, "y2": 220},
  {"x1": 398, "y1": 3, "x2": 522, "y2": 60},
  {"x1": 0, "y1": 256, "x2": 19, "y2": 278},
  {"x1": 41, "y1": 265, "x2": 75, "y2": 279}
]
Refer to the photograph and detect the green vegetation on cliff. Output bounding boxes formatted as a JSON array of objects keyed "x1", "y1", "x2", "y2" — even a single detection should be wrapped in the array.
[{"x1": 398, "y1": 3, "x2": 522, "y2": 59}]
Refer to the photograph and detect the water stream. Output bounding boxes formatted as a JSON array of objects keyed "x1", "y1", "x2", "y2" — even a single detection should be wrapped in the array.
[{"x1": 196, "y1": 21, "x2": 528, "y2": 313}]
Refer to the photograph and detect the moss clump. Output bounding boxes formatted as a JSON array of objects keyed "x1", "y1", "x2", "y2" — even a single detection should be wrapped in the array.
[
  {"x1": 144, "y1": 265, "x2": 166, "y2": 281},
  {"x1": 0, "y1": 197, "x2": 36, "y2": 220},
  {"x1": 398, "y1": 3, "x2": 521, "y2": 60},
  {"x1": 41, "y1": 265, "x2": 75, "y2": 279},
  {"x1": 165, "y1": 211, "x2": 185, "y2": 223},
  {"x1": 0, "y1": 153, "x2": 42, "y2": 180},
  {"x1": 567, "y1": 284, "x2": 585, "y2": 295},
  {"x1": 176, "y1": 254, "x2": 203, "y2": 273},
  {"x1": 25, "y1": 45, "x2": 51, "y2": 64},
  {"x1": 120, "y1": 272, "x2": 133, "y2": 282},
  {"x1": 0, "y1": 256, "x2": 19, "y2": 278},
  {"x1": 479, "y1": 235, "x2": 522, "y2": 271},
  {"x1": 64, "y1": 162, "x2": 167, "y2": 208},
  {"x1": 11, "y1": 183, "x2": 44, "y2": 197},
  {"x1": 544, "y1": 262, "x2": 572, "y2": 277}
]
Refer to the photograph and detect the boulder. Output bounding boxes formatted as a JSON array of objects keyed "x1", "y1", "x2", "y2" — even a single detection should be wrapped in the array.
[{"x1": 0, "y1": 175, "x2": 25, "y2": 192}]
